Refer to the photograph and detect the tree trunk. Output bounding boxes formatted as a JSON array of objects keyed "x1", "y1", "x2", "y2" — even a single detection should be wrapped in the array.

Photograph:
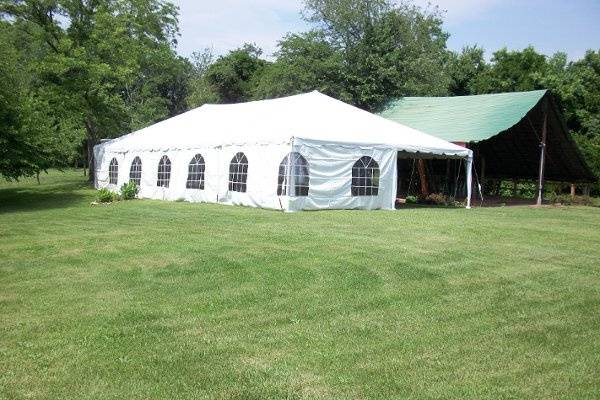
[
  {"x1": 86, "y1": 139, "x2": 95, "y2": 183},
  {"x1": 417, "y1": 159, "x2": 429, "y2": 197},
  {"x1": 36, "y1": 171, "x2": 40, "y2": 185},
  {"x1": 84, "y1": 119, "x2": 98, "y2": 185}
]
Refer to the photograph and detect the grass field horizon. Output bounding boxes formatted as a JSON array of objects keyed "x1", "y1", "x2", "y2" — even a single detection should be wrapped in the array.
[{"x1": 1, "y1": 170, "x2": 600, "y2": 399}]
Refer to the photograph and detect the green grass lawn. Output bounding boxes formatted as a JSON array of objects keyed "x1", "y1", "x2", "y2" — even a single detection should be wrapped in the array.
[{"x1": 1, "y1": 170, "x2": 600, "y2": 399}]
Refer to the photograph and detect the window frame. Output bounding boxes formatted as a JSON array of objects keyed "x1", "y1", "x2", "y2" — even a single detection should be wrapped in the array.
[
  {"x1": 156, "y1": 155, "x2": 172, "y2": 188},
  {"x1": 186, "y1": 154, "x2": 205, "y2": 190},
  {"x1": 277, "y1": 152, "x2": 309, "y2": 197},
  {"x1": 228, "y1": 152, "x2": 248, "y2": 193},
  {"x1": 129, "y1": 156, "x2": 142, "y2": 187},
  {"x1": 109, "y1": 158, "x2": 119, "y2": 185},
  {"x1": 351, "y1": 156, "x2": 380, "y2": 196}
]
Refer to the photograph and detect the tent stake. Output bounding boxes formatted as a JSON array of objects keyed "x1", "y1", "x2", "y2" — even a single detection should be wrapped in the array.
[{"x1": 536, "y1": 106, "x2": 548, "y2": 206}]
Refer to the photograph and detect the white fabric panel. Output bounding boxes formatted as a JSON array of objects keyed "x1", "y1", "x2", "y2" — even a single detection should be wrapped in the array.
[
  {"x1": 289, "y1": 139, "x2": 396, "y2": 211},
  {"x1": 95, "y1": 144, "x2": 292, "y2": 210}
]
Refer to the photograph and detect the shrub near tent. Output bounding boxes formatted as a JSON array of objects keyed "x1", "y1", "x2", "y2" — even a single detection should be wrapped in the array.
[
  {"x1": 97, "y1": 188, "x2": 116, "y2": 203},
  {"x1": 120, "y1": 182, "x2": 139, "y2": 200}
]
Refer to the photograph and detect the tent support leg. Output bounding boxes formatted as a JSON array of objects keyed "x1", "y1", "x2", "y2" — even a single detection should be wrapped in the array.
[
  {"x1": 536, "y1": 108, "x2": 548, "y2": 206},
  {"x1": 466, "y1": 156, "x2": 473, "y2": 209}
]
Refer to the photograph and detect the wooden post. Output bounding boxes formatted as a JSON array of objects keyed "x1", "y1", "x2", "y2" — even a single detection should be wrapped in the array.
[
  {"x1": 570, "y1": 183, "x2": 576, "y2": 199},
  {"x1": 417, "y1": 159, "x2": 429, "y2": 197},
  {"x1": 512, "y1": 180, "x2": 518, "y2": 198},
  {"x1": 536, "y1": 107, "x2": 548, "y2": 206}
]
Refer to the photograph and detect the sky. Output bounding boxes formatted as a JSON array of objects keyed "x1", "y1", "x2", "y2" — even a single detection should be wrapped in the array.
[{"x1": 171, "y1": 0, "x2": 600, "y2": 61}]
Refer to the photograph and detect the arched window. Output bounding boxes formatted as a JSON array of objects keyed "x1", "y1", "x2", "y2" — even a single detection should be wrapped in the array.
[
  {"x1": 109, "y1": 158, "x2": 118, "y2": 185},
  {"x1": 156, "y1": 155, "x2": 171, "y2": 188},
  {"x1": 228, "y1": 152, "x2": 248, "y2": 192},
  {"x1": 277, "y1": 152, "x2": 309, "y2": 196},
  {"x1": 186, "y1": 154, "x2": 205, "y2": 189},
  {"x1": 352, "y1": 156, "x2": 379, "y2": 196},
  {"x1": 129, "y1": 156, "x2": 142, "y2": 186}
]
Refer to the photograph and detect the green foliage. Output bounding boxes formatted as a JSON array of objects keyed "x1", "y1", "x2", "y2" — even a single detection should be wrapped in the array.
[
  {"x1": 447, "y1": 46, "x2": 487, "y2": 96},
  {"x1": 573, "y1": 134, "x2": 600, "y2": 192},
  {"x1": 0, "y1": 21, "x2": 80, "y2": 180},
  {"x1": 405, "y1": 195, "x2": 418, "y2": 204},
  {"x1": 186, "y1": 48, "x2": 219, "y2": 108},
  {"x1": 203, "y1": 43, "x2": 267, "y2": 103},
  {"x1": 293, "y1": 0, "x2": 451, "y2": 110},
  {"x1": 254, "y1": 31, "x2": 351, "y2": 101},
  {"x1": 96, "y1": 188, "x2": 116, "y2": 203},
  {"x1": 0, "y1": 0, "x2": 189, "y2": 181},
  {"x1": 547, "y1": 193, "x2": 594, "y2": 206},
  {"x1": 470, "y1": 46, "x2": 549, "y2": 94},
  {"x1": 119, "y1": 181, "x2": 139, "y2": 200}
]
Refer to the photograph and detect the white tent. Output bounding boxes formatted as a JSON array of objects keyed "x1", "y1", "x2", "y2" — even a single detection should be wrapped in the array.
[{"x1": 94, "y1": 91, "x2": 473, "y2": 211}]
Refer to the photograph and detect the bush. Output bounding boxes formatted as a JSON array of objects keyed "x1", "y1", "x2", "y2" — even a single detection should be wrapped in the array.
[
  {"x1": 424, "y1": 193, "x2": 448, "y2": 205},
  {"x1": 405, "y1": 195, "x2": 418, "y2": 204},
  {"x1": 120, "y1": 181, "x2": 139, "y2": 200},
  {"x1": 548, "y1": 193, "x2": 594, "y2": 206},
  {"x1": 97, "y1": 188, "x2": 116, "y2": 203}
]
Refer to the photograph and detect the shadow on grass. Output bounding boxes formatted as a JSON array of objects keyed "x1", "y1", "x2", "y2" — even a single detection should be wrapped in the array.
[{"x1": 0, "y1": 181, "x2": 92, "y2": 214}]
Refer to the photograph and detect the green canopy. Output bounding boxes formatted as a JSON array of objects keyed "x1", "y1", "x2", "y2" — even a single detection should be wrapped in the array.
[
  {"x1": 379, "y1": 90, "x2": 547, "y2": 142},
  {"x1": 378, "y1": 90, "x2": 595, "y2": 183}
]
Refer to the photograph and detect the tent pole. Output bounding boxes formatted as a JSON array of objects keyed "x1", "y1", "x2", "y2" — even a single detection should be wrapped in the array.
[
  {"x1": 536, "y1": 106, "x2": 548, "y2": 206},
  {"x1": 466, "y1": 155, "x2": 473, "y2": 209}
]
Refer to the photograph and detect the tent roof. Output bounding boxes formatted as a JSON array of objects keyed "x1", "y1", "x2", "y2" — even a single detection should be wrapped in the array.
[
  {"x1": 378, "y1": 90, "x2": 547, "y2": 142},
  {"x1": 98, "y1": 91, "x2": 470, "y2": 158}
]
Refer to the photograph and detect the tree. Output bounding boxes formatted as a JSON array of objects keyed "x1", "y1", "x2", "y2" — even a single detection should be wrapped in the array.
[
  {"x1": 552, "y1": 51, "x2": 600, "y2": 191},
  {"x1": 203, "y1": 43, "x2": 268, "y2": 103},
  {"x1": 447, "y1": 46, "x2": 487, "y2": 96},
  {"x1": 0, "y1": 20, "x2": 79, "y2": 181},
  {"x1": 0, "y1": 0, "x2": 187, "y2": 182},
  {"x1": 301, "y1": 0, "x2": 450, "y2": 110},
  {"x1": 187, "y1": 47, "x2": 219, "y2": 108},
  {"x1": 470, "y1": 46, "x2": 549, "y2": 93},
  {"x1": 253, "y1": 31, "x2": 351, "y2": 102}
]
